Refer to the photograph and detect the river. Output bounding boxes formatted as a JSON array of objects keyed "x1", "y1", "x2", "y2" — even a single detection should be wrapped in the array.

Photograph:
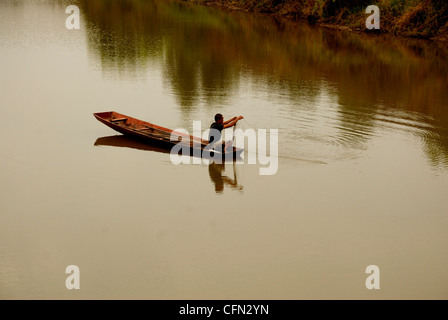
[{"x1": 0, "y1": 0, "x2": 447, "y2": 299}]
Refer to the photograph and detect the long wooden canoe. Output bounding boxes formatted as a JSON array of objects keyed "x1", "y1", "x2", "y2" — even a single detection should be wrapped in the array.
[{"x1": 93, "y1": 111, "x2": 244, "y2": 159}]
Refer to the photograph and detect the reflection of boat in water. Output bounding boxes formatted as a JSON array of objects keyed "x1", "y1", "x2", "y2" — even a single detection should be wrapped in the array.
[
  {"x1": 93, "y1": 111, "x2": 244, "y2": 159},
  {"x1": 208, "y1": 161, "x2": 243, "y2": 194},
  {"x1": 95, "y1": 135, "x2": 244, "y2": 194},
  {"x1": 94, "y1": 135, "x2": 172, "y2": 154}
]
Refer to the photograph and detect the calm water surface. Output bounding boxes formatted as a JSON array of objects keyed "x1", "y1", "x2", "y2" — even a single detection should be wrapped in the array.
[{"x1": 1, "y1": 0, "x2": 448, "y2": 299}]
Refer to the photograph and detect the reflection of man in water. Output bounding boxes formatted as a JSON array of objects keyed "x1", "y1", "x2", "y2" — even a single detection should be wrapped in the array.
[{"x1": 208, "y1": 161, "x2": 242, "y2": 194}]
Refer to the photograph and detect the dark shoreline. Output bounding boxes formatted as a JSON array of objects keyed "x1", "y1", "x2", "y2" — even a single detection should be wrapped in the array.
[{"x1": 186, "y1": 0, "x2": 448, "y2": 42}]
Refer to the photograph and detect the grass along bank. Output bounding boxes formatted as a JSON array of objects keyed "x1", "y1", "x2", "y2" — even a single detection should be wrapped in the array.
[{"x1": 186, "y1": 0, "x2": 448, "y2": 40}]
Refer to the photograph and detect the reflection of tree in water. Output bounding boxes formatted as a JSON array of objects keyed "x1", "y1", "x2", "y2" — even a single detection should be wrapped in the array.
[
  {"x1": 79, "y1": 0, "x2": 238, "y2": 109},
  {"x1": 79, "y1": 0, "x2": 448, "y2": 169},
  {"x1": 208, "y1": 162, "x2": 243, "y2": 194}
]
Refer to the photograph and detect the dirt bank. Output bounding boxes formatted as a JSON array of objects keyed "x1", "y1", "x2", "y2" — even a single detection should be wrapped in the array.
[{"x1": 186, "y1": 0, "x2": 448, "y2": 41}]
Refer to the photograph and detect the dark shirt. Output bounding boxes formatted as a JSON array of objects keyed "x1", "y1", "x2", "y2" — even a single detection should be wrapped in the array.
[{"x1": 209, "y1": 122, "x2": 224, "y2": 144}]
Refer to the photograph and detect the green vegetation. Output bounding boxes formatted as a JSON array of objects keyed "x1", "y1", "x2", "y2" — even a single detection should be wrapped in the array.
[{"x1": 191, "y1": 0, "x2": 448, "y2": 39}]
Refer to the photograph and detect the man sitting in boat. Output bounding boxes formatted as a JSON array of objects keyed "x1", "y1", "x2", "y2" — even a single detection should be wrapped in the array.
[{"x1": 208, "y1": 113, "x2": 244, "y2": 152}]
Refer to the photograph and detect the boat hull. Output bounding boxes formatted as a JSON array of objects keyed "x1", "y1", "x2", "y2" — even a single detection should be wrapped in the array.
[{"x1": 93, "y1": 111, "x2": 244, "y2": 159}]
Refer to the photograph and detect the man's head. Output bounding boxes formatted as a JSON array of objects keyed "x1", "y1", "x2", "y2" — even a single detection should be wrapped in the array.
[{"x1": 214, "y1": 113, "x2": 223, "y2": 124}]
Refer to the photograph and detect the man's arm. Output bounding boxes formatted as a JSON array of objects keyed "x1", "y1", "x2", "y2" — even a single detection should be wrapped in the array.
[
  {"x1": 223, "y1": 116, "x2": 244, "y2": 129},
  {"x1": 223, "y1": 117, "x2": 237, "y2": 125}
]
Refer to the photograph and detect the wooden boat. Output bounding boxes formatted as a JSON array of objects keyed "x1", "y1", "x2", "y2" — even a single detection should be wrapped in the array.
[{"x1": 93, "y1": 111, "x2": 244, "y2": 159}]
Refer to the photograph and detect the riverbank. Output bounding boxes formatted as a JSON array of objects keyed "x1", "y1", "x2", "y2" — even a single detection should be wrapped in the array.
[{"x1": 187, "y1": 0, "x2": 448, "y2": 41}]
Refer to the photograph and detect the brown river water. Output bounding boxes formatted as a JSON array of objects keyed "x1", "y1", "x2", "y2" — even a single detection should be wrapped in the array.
[{"x1": 0, "y1": 0, "x2": 448, "y2": 299}]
